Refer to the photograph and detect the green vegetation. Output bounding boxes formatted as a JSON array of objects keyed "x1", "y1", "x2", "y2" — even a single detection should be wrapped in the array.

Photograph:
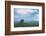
[{"x1": 14, "y1": 21, "x2": 39, "y2": 27}]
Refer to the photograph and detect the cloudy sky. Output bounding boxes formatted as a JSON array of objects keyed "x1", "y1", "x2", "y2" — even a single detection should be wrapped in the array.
[{"x1": 14, "y1": 8, "x2": 39, "y2": 22}]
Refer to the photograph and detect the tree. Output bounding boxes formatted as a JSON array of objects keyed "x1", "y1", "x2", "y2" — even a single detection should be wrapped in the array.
[{"x1": 20, "y1": 19, "x2": 24, "y2": 23}]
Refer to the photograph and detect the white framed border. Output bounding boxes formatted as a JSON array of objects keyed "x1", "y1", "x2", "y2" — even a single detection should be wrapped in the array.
[{"x1": 11, "y1": 5, "x2": 42, "y2": 31}]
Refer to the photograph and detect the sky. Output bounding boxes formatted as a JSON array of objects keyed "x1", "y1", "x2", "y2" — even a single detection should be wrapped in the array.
[{"x1": 14, "y1": 8, "x2": 39, "y2": 22}]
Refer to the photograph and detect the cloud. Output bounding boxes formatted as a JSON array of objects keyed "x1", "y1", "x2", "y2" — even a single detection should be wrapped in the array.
[{"x1": 14, "y1": 8, "x2": 39, "y2": 15}]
